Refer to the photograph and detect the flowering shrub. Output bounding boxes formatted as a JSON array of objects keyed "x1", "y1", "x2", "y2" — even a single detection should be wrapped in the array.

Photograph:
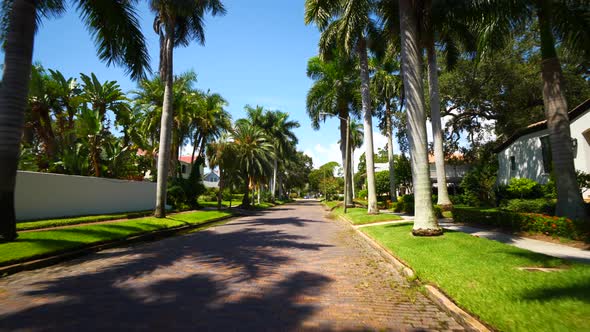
[{"x1": 452, "y1": 207, "x2": 590, "y2": 241}]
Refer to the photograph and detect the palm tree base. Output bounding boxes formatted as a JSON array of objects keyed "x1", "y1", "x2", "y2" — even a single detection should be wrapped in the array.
[
  {"x1": 438, "y1": 203, "x2": 453, "y2": 212},
  {"x1": 412, "y1": 228, "x2": 443, "y2": 237},
  {"x1": 0, "y1": 190, "x2": 18, "y2": 241}
]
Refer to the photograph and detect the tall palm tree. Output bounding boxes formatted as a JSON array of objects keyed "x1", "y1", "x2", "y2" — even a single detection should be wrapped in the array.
[
  {"x1": 305, "y1": 0, "x2": 381, "y2": 213},
  {"x1": 372, "y1": 55, "x2": 403, "y2": 202},
  {"x1": 231, "y1": 121, "x2": 275, "y2": 208},
  {"x1": 306, "y1": 53, "x2": 359, "y2": 206},
  {"x1": 398, "y1": 0, "x2": 442, "y2": 236},
  {"x1": 190, "y1": 91, "x2": 231, "y2": 163},
  {"x1": 206, "y1": 132, "x2": 236, "y2": 209},
  {"x1": 472, "y1": 0, "x2": 589, "y2": 220},
  {"x1": 150, "y1": 0, "x2": 226, "y2": 218},
  {"x1": 0, "y1": 0, "x2": 149, "y2": 241}
]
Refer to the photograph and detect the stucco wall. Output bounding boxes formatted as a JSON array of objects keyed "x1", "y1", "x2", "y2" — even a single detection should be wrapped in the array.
[
  {"x1": 570, "y1": 110, "x2": 590, "y2": 173},
  {"x1": 15, "y1": 171, "x2": 156, "y2": 221},
  {"x1": 497, "y1": 130, "x2": 550, "y2": 186},
  {"x1": 497, "y1": 109, "x2": 590, "y2": 198}
]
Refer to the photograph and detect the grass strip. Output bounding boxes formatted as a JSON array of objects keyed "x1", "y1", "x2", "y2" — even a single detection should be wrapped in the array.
[
  {"x1": 16, "y1": 211, "x2": 154, "y2": 231},
  {"x1": 362, "y1": 224, "x2": 590, "y2": 332},
  {"x1": 1, "y1": 210, "x2": 233, "y2": 266},
  {"x1": 333, "y1": 207, "x2": 403, "y2": 225}
]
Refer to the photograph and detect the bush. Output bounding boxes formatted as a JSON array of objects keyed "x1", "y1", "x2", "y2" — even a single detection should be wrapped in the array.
[
  {"x1": 358, "y1": 189, "x2": 368, "y2": 200},
  {"x1": 506, "y1": 178, "x2": 542, "y2": 199},
  {"x1": 452, "y1": 206, "x2": 589, "y2": 241},
  {"x1": 396, "y1": 194, "x2": 414, "y2": 215},
  {"x1": 433, "y1": 205, "x2": 443, "y2": 218},
  {"x1": 460, "y1": 162, "x2": 497, "y2": 207},
  {"x1": 502, "y1": 198, "x2": 555, "y2": 215}
]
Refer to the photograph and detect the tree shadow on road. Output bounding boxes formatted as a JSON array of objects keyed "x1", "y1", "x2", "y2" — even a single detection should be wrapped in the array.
[{"x1": 1, "y1": 226, "x2": 341, "y2": 331}]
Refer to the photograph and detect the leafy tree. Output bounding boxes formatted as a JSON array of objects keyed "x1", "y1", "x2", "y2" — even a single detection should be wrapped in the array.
[
  {"x1": 150, "y1": 0, "x2": 226, "y2": 218},
  {"x1": 0, "y1": 0, "x2": 150, "y2": 240}
]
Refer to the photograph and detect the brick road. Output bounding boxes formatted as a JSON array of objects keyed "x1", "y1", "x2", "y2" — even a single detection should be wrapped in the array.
[{"x1": 0, "y1": 201, "x2": 463, "y2": 331}]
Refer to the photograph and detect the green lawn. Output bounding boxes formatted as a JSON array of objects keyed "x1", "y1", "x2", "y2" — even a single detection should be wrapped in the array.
[
  {"x1": 1, "y1": 210, "x2": 233, "y2": 266},
  {"x1": 323, "y1": 200, "x2": 341, "y2": 209},
  {"x1": 333, "y1": 207, "x2": 403, "y2": 225},
  {"x1": 16, "y1": 211, "x2": 154, "y2": 231},
  {"x1": 362, "y1": 224, "x2": 590, "y2": 332}
]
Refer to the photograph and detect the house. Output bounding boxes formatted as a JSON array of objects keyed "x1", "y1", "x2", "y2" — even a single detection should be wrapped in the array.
[
  {"x1": 202, "y1": 171, "x2": 220, "y2": 188},
  {"x1": 138, "y1": 149, "x2": 203, "y2": 180},
  {"x1": 494, "y1": 98, "x2": 590, "y2": 199},
  {"x1": 374, "y1": 152, "x2": 469, "y2": 187}
]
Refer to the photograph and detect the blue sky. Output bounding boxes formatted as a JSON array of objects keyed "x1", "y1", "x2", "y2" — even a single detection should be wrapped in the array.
[{"x1": 31, "y1": 0, "x2": 393, "y2": 168}]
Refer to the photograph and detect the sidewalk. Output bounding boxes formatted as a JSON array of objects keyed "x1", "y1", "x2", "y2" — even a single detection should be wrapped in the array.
[{"x1": 361, "y1": 215, "x2": 590, "y2": 263}]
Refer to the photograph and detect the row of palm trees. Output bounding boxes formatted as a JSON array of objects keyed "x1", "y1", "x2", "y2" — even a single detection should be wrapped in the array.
[
  {"x1": 304, "y1": 0, "x2": 589, "y2": 236},
  {"x1": 0, "y1": 0, "x2": 227, "y2": 240},
  {"x1": 206, "y1": 106, "x2": 300, "y2": 209}
]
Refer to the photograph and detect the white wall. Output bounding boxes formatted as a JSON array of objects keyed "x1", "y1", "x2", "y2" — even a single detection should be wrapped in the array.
[
  {"x1": 570, "y1": 110, "x2": 590, "y2": 174},
  {"x1": 497, "y1": 109, "x2": 590, "y2": 199},
  {"x1": 15, "y1": 171, "x2": 156, "y2": 221},
  {"x1": 497, "y1": 130, "x2": 550, "y2": 186}
]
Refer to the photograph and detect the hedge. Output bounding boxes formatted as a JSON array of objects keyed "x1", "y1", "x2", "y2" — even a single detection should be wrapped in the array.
[
  {"x1": 392, "y1": 194, "x2": 442, "y2": 218},
  {"x1": 452, "y1": 206, "x2": 590, "y2": 241}
]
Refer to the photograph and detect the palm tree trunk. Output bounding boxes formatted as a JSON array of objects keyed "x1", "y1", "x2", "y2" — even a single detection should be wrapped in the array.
[
  {"x1": 537, "y1": 3, "x2": 587, "y2": 221},
  {"x1": 217, "y1": 170, "x2": 224, "y2": 210},
  {"x1": 0, "y1": 0, "x2": 36, "y2": 241},
  {"x1": 426, "y1": 38, "x2": 452, "y2": 209},
  {"x1": 386, "y1": 100, "x2": 397, "y2": 202},
  {"x1": 351, "y1": 149, "x2": 355, "y2": 198},
  {"x1": 399, "y1": 0, "x2": 441, "y2": 235},
  {"x1": 271, "y1": 159, "x2": 277, "y2": 201},
  {"x1": 154, "y1": 20, "x2": 175, "y2": 218},
  {"x1": 257, "y1": 182, "x2": 261, "y2": 205},
  {"x1": 358, "y1": 37, "x2": 379, "y2": 214}
]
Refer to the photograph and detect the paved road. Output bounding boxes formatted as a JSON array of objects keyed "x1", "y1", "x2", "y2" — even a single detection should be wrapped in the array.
[{"x1": 0, "y1": 201, "x2": 463, "y2": 331}]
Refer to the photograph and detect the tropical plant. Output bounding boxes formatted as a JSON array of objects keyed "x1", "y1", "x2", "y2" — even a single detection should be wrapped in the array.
[
  {"x1": 230, "y1": 120, "x2": 275, "y2": 208},
  {"x1": 305, "y1": 0, "x2": 381, "y2": 213},
  {"x1": 150, "y1": 0, "x2": 226, "y2": 218},
  {"x1": 0, "y1": 0, "x2": 150, "y2": 240}
]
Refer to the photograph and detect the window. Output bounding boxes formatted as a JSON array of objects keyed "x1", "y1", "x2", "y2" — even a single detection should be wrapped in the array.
[
  {"x1": 540, "y1": 136, "x2": 552, "y2": 174},
  {"x1": 510, "y1": 156, "x2": 516, "y2": 171},
  {"x1": 181, "y1": 164, "x2": 187, "y2": 174}
]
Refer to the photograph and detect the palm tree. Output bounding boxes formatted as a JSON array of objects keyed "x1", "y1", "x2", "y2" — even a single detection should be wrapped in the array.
[
  {"x1": 206, "y1": 132, "x2": 236, "y2": 209},
  {"x1": 150, "y1": 0, "x2": 226, "y2": 218},
  {"x1": 0, "y1": 0, "x2": 149, "y2": 241},
  {"x1": 190, "y1": 92, "x2": 231, "y2": 163},
  {"x1": 398, "y1": 0, "x2": 442, "y2": 235},
  {"x1": 472, "y1": 0, "x2": 589, "y2": 220},
  {"x1": 305, "y1": 0, "x2": 381, "y2": 213},
  {"x1": 372, "y1": 55, "x2": 403, "y2": 202},
  {"x1": 306, "y1": 53, "x2": 359, "y2": 206},
  {"x1": 79, "y1": 73, "x2": 130, "y2": 177},
  {"x1": 231, "y1": 121, "x2": 275, "y2": 208},
  {"x1": 245, "y1": 107, "x2": 300, "y2": 201}
]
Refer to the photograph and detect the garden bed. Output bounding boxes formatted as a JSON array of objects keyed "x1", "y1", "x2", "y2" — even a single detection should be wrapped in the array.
[{"x1": 362, "y1": 223, "x2": 590, "y2": 332}]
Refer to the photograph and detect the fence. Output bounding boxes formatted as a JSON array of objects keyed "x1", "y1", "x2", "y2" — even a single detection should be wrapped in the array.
[{"x1": 15, "y1": 171, "x2": 156, "y2": 221}]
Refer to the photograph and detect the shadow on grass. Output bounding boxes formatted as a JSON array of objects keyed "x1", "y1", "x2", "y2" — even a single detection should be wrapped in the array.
[
  {"x1": 522, "y1": 279, "x2": 590, "y2": 303},
  {"x1": 1, "y1": 224, "x2": 339, "y2": 330}
]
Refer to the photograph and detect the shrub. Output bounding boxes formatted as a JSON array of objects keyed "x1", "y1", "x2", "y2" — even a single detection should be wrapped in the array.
[
  {"x1": 433, "y1": 205, "x2": 443, "y2": 218},
  {"x1": 358, "y1": 189, "x2": 368, "y2": 200},
  {"x1": 289, "y1": 192, "x2": 298, "y2": 198},
  {"x1": 502, "y1": 198, "x2": 556, "y2": 215},
  {"x1": 460, "y1": 162, "x2": 497, "y2": 207},
  {"x1": 452, "y1": 206, "x2": 590, "y2": 241},
  {"x1": 506, "y1": 178, "x2": 542, "y2": 199},
  {"x1": 397, "y1": 194, "x2": 414, "y2": 215}
]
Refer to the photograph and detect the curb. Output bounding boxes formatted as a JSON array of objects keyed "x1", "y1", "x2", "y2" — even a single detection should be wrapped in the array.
[
  {"x1": 335, "y1": 214, "x2": 492, "y2": 332},
  {"x1": 0, "y1": 214, "x2": 237, "y2": 278}
]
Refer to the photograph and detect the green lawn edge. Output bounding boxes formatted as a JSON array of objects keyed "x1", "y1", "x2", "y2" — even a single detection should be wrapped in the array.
[
  {"x1": 1, "y1": 210, "x2": 234, "y2": 267},
  {"x1": 361, "y1": 224, "x2": 590, "y2": 332},
  {"x1": 332, "y1": 206, "x2": 403, "y2": 225}
]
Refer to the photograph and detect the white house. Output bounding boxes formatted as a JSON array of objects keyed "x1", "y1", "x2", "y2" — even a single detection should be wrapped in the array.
[
  {"x1": 202, "y1": 171, "x2": 220, "y2": 188},
  {"x1": 495, "y1": 98, "x2": 590, "y2": 200}
]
